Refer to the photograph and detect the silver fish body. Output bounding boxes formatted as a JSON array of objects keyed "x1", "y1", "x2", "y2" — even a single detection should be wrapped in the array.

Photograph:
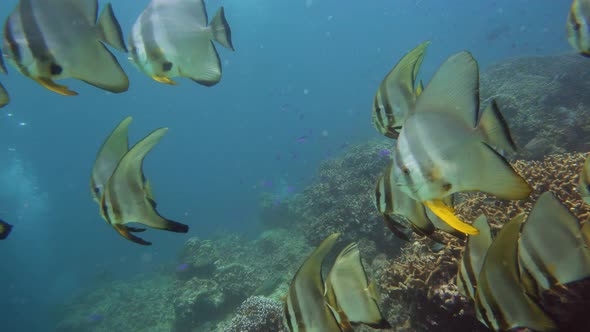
[
  {"x1": 128, "y1": 0, "x2": 234, "y2": 86},
  {"x1": 3, "y1": 0, "x2": 128, "y2": 95}
]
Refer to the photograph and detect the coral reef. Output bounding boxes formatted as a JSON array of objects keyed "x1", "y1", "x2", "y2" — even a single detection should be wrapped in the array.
[
  {"x1": 455, "y1": 152, "x2": 590, "y2": 227},
  {"x1": 376, "y1": 152, "x2": 590, "y2": 331},
  {"x1": 56, "y1": 229, "x2": 310, "y2": 332},
  {"x1": 55, "y1": 275, "x2": 175, "y2": 332},
  {"x1": 284, "y1": 140, "x2": 399, "y2": 251},
  {"x1": 172, "y1": 229, "x2": 310, "y2": 331},
  {"x1": 221, "y1": 296, "x2": 286, "y2": 332},
  {"x1": 376, "y1": 239, "x2": 487, "y2": 332},
  {"x1": 480, "y1": 53, "x2": 590, "y2": 159}
]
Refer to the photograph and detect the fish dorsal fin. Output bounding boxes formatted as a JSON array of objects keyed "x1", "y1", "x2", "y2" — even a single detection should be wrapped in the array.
[
  {"x1": 287, "y1": 233, "x2": 342, "y2": 331},
  {"x1": 91, "y1": 116, "x2": 132, "y2": 201},
  {"x1": 518, "y1": 192, "x2": 590, "y2": 297},
  {"x1": 384, "y1": 41, "x2": 430, "y2": 100},
  {"x1": 111, "y1": 127, "x2": 167, "y2": 195},
  {"x1": 474, "y1": 213, "x2": 556, "y2": 331},
  {"x1": 97, "y1": 3, "x2": 127, "y2": 52},
  {"x1": 0, "y1": 83, "x2": 8, "y2": 108},
  {"x1": 210, "y1": 7, "x2": 234, "y2": 50},
  {"x1": 477, "y1": 100, "x2": 517, "y2": 154},
  {"x1": 414, "y1": 79, "x2": 424, "y2": 96},
  {"x1": 326, "y1": 242, "x2": 391, "y2": 329},
  {"x1": 414, "y1": 51, "x2": 479, "y2": 127},
  {"x1": 457, "y1": 214, "x2": 492, "y2": 300},
  {"x1": 67, "y1": 0, "x2": 98, "y2": 25}
]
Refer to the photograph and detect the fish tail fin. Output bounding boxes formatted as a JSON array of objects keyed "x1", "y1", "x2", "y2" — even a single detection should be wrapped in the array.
[
  {"x1": 145, "y1": 207, "x2": 189, "y2": 233},
  {"x1": 209, "y1": 7, "x2": 234, "y2": 51},
  {"x1": 97, "y1": 3, "x2": 127, "y2": 52},
  {"x1": 0, "y1": 220, "x2": 13, "y2": 240},
  {"x1": 477, "y1": 100, "x2": 517, "y2": 154},
  {"x1": 0, "y1": 82, "x2": 9, "y2": 108},
  {"x1": 114, "y1": 224, "x2": 151, "y2": 245}
]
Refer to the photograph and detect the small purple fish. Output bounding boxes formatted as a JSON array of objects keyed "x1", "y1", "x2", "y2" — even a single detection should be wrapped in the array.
[
  {"x1": 296, "y1": 135, "x2": 309, "y2": 143},
  {"x1": 378, "y1": 149, "x2": 391, "y2": 157},
  {"x1": 286, "y1": 186, "x2": 295, "y2": 193},
  {"x1": 176, "y1": 263, "x2": 189, "y2": 272},
  {"x1": 273, "y1": 199, "x2": 281, "y2": 206},
  {"x1": 262, "y1": 181, "x2": 273, "y2": 187}
]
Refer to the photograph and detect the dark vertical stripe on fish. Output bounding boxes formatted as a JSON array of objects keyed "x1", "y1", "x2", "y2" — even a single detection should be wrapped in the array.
[
  {"x1": 140, "y1": 7, "x2": 162, "y2": 65},
  {"x1": 383, "y1": 163, "x2": 394, "y2": 214},
  {"x1": 4, "y1": 17, "x2": 23, "y2": 67},
  {"x1": 19, "y1": 0, "x2": 53, "y2": 64}
]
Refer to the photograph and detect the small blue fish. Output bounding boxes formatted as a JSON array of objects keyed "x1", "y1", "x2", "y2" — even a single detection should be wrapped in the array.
[
  {"x1": 287, "y1": 186, "x2": 295, "y2": 193},
  {"x1": 87, "y1": 314, "x2": 104, "y2": 322},
  {"x1": 176, "y1": 263, "x2": 189, "y2": 272}
]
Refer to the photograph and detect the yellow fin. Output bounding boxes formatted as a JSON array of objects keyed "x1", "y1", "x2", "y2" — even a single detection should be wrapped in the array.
[
  {"x1": 424, "y1": 199, "x2": 479, "y2": 235},
  {"x1": 151, "y1": 76, "x2": 177, "y2": 85},
  {"x1": 34, "y1": 77, "x2": 78, "y2": 96}
]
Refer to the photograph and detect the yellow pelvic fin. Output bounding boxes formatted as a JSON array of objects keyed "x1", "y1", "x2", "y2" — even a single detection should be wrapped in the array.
[
  {"x1": 424, "y1": 199, "x2": 479, "y2": 235},
  {"x1": 151, "y1": 76, "x2": 177, "y2": 85},
  {"x1": 34, "y1": 77, "x2": 78, "y2": 96}
]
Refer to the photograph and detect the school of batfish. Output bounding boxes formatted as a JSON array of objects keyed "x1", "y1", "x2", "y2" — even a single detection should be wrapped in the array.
[{"x1": 2, "y1": 0, "x2": 590, "y2": 331}]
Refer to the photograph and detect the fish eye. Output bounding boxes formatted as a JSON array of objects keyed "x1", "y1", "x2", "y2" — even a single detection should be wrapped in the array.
[
  {"x1": 574, "y1": 22, "x2": 581, "y2": 31},
  {"x1": 93, "y1": 187, "x2": 100, "y2": 194},
  {"x1": 401, "y1": 166, "x2": 410, "y2": 175},
  {"x1": 442, "y1": 183, "x2": 452, "y2": 192},
  {"x1": 50, "y1": 63, "x2": 63, "y2": 75},
  {"x1": 162, "y1": 61, "x2": 173, "y2": 72}
]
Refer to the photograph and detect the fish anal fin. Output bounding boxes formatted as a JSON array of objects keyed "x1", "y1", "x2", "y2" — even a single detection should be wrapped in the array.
[
  {"x1": 114, "y1": 224, "x2": 151, "y2": 245},
  {"x1": 470, "y1": 142, "x2": 532, "y2": 200},
  {"x1": 424, "y1": 200, "x2": 479, "y2": 235},
  {"x1": 34, "y1": 77, "x2": 78, "y2": 96},
  {"x1": 126, "y1": 226, "x2": 146, "y2": 233},
  {"x1": 383, "y1": 214, "x2": 412, "y2": 241}
]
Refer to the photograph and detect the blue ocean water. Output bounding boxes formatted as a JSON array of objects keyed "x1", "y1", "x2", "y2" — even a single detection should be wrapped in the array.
[{"x1": 0, "y1": 0, "x2": 570, "y2": 330}]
